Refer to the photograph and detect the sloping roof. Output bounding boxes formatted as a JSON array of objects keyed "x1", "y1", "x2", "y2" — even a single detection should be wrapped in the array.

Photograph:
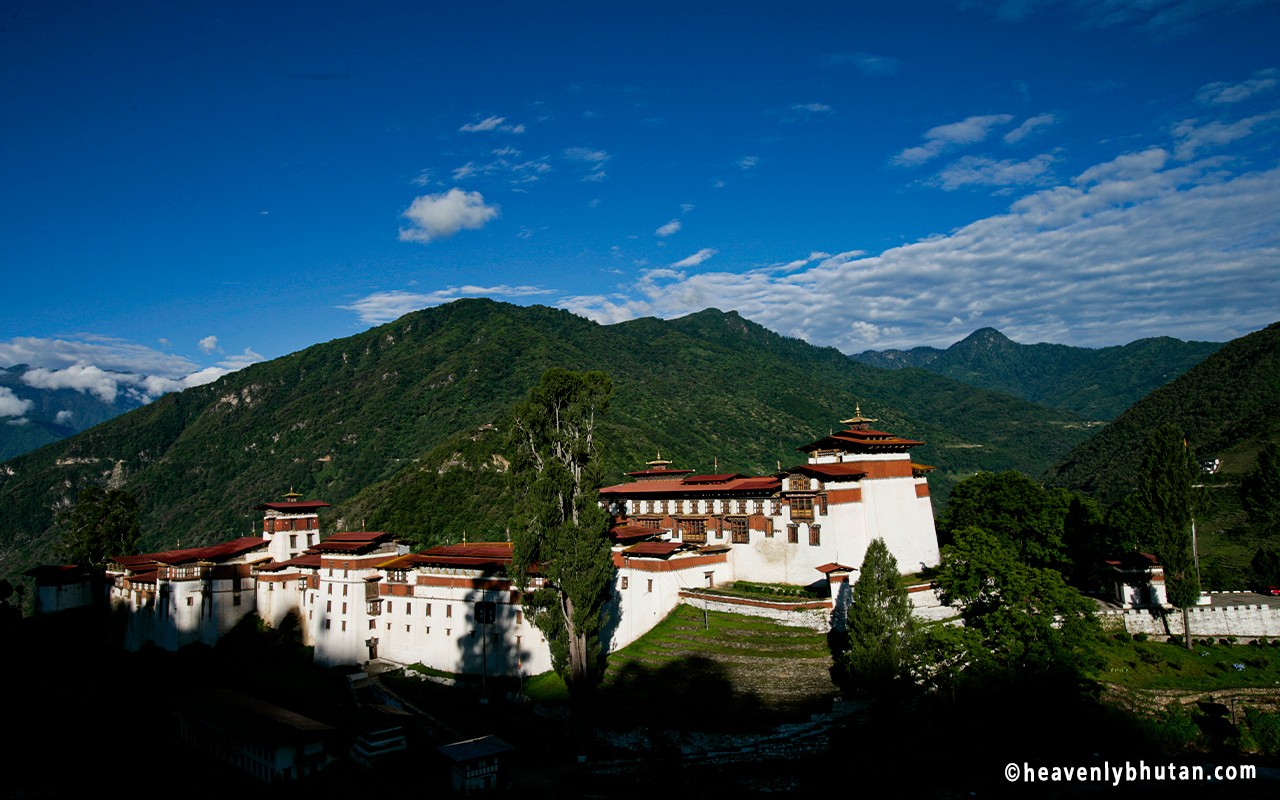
[
  {"x1": 798, "y1": 427, "x2": 924, "y2": 453},
  {"x1": 784, "y1": 463, "x2": 868, "y2": 480},
  {"x1": 610, "y1": 524, "x2": 662, "y2": 543},
  {"x1": 1105, "y1": 551, "x2": 1161, "y2": 571},
  {"x1": 600, "y1": 473, "x2": 781, "y2": 497},
  {"x1": 399, "y1": 541, "x2": 516, "y2": 573},
  {"x1": 815, "y1": 562, "x2": 857, "y2": 574},
  {"x1": 255, "y1": 553, "x2": 323, "y2": 572},
  {"x1": 623, "y1": 541, "x2": 689, "y2": 558},
  {"x1": 683, "y1": 473, "x2": 745, "y2": 484},
  {"x1": 111, "y1": 537, "x2": 268, "y2": 569},
  {"x1": 255, "y1": 500, "x2": 332, "y2": 512},
  {"x1": 307, "y1": 531, "x2": 397, "y2": 554}
]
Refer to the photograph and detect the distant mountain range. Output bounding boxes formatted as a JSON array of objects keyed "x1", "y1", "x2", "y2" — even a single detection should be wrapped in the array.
[
  {"x1": 0, "y1": 300, "x2": 1094, "y2": 584},
  {"x1": 0, "y1": 365, "x2": 146, "y2": 461},
  {"x1": 1044, "y1": 321, "x2": 1280, "y2": 503},
  {"x1": 851, "y1": 328, "x2": 1222, "y2": 421}
]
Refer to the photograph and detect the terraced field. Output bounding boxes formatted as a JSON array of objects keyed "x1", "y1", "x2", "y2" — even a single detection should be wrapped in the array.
[{"x1": 596, "y1": 604, "x2": 838, "y2": 730}]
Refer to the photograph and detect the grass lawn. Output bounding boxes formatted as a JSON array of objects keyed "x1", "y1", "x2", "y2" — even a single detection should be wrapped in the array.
[{"x1": 1093, "y1": 633, "x2": 1280, "y2": 691}]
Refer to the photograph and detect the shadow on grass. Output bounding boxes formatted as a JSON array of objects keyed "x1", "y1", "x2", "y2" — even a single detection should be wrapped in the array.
[{"x1": 595, "y1": 654, "x2": 763, "y2": 732}]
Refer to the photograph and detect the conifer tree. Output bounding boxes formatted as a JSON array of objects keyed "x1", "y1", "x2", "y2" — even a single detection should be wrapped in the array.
[
  {"x1": 509, "y1": 369, "x2": 617, "y2": 698},
  {"x1": 58, "y1": 486, "x2": 140, "y2": 568},
  {"x1": 1241, "y1": 442, "x2": 1280, "y2": 535},
  {"x1": 1138, "y1": 424, "x2": 1201, "y2": 648},
  {"x1": 844, "y1": 538, "x2": 917, "y2": 693}
]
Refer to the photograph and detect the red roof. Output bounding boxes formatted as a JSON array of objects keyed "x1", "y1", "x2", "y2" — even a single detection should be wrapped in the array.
[
  {"x1": 23, "y1": 564, "x2": 92, "y2": 584},
  {"x1": 785, "y1": 463, "x2": 868, "y2": 480},
  {"x1": 403, "y1": 542, "x2": 516, "y2": 573},
  {"x1": 622, "y1": 541, "x2": 689, "y2": 558},
  {"x1": 610, "y1": 524, "x2": 661, "y2": 543},
  {"x1": 111, "y1": 537, "x2": 268, "y2": 569},
  {"x1": 683, "y1": 473, "x2": 745, "y2": 484},
  {"x1": 798, "y1": 427, "x2": 924, "y2": 453},
  {"x1": 600, "y1": 474, "x2": 781, "y2": 497},
  {"x1": 815, "y1": 562, "x2": 857, "y2": 574},
  {"x1": 307, "y1": 531, "x2": 397, "y2": 554},
  {"x1": 256, "y1": 554, "x2": 323, "y2": 572},
  {"x1": 256, "y1": 500, "x2": 331, "y2": 512}
]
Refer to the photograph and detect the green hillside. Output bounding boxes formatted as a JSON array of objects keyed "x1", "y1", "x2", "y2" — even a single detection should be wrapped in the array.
[
  {"x1": 852, "y1": 327, "x2": 1222, "y2": 420},
  {"x1": 0, "y1": 300, "x2": 1094, "y2": 584}
]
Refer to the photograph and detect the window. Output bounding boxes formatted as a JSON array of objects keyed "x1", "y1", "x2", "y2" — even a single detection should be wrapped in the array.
[
  {"x1": 341, "y1": 621, "x2": 346, "y2": 631},
  {"x1": 790, "y1": 495, "x2": 814, "y2": 520},
  {"x1": 446, "y1": 605, "x2": 452, "y2": 618},
  {"x1": 324, "y1": 619, "x2": 331, "y2": 630},
  {"x1": 342, "y1": 602, "x2": 347, "y2": 614},
  {"x1": 326, "y1": 600, "x2": 332, "y2": 612},
  {"x1": 640, "y1": 517, "x2": 660, "y2": 529},
  {"x1": 647, "y1": 579, "x2": 653, "y2": 593},
  {"x1": 186, "y1": 596, "x2": 193, "y2": 607},
  {"x1": 727, "y1": 517, "x2": 748, "y2": 544},
  {"x1": 809, "y1": 524, "x2": 821, "y2": 547},
  {"x1": 289, "y1": 534, "x2": 297, "y2": 549},
  {"x1": 369, "y1": 619, "x2": 376, "y2": 630},
  {"x1": 620, "y1": 577, "x2": 629, "y2": 590},
  {"x1": 764, "y1": 517, "x2": 774, "y2": 538},
  {"x1": 405, "y1": 602, "x2": 411, "y2": 615},
  {"x1": 787, "y1": 523, "x2": 799, "y2": 544},
  {"x1": 516, "y1": 611, "x2": 523, "y2": 624},
  {"x1": 343, "y1": 584, "x2": 348, "y2": 597},
  {"x1": 426, "y1": 603, "x2": 432, "y2": 617},
  {"x1": 233, "y1": 594, "x2": 241, "y2": 606},
  {"x1": 680, "y1": 518, "x2": 707, "y2": 544},
  {"x1": 386, "y1": 602, "x2": 392, "y2": 613},
  {"x1": 327, "y1": 585, "x2": 332, "y2": 595},
  {"x1": 704, "y1": 571, "x2": 714, "y2": 587}
]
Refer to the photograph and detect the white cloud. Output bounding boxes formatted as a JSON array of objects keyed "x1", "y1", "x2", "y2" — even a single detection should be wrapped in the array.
[
  {"x1": 339, "y1": 285, "x2": 556, "y2": 325},
  {"x1": 1, "y1": 334, "x2": 259, "y2": 406},
  {"x1": 562, "y1": 147, "x2": 1280, "y2": 350},
  {"x1": 1196, "y1": 68, "x2": 1280, "y2": 105},
  {"x1": 791, "y1": 103, "x2": 833, "y2": 113},
  {"x1": 398, "y1": 188, "x2": 499, "y2": 244},
  {"x1": 969, "y1": 0, "x2": 1263, "y2": 36},
  {"x1": 680, "y1": 203, "x2": 695, "y2": 213},
  {"x1": 671, "y1": 248, "x2": 717, "y2": 268},
  {"x1": 198, "y1": 335, "x2": 219, "y2": 354},
  {"x1": 459, "y1": 115, "x2": 525, "y2": 134},
  {"x1": 932, "y1": 154, "x2": 1058, "y2": 190},
  {"x1": 563, "y1": 147, "x2": 611, "y2": 164},
  {"x1": 737, "y1": 156, "x2": 760, "y2": 170},
  {"x1": 55, "y1": 409, "x2": 73, "y2": 424},
  {"x1": 0, "y1": 387, "x2": 32, "y2": 418},
  {"x1": 1171, "y1": 111, "x2": 1280, "y2": 160},
  {"x1": 655, "y1": 220, "x2": 682, "y2": 237},
  {"x1": 1004, "y1": 113, "x2": 1058, "y2": 144},
  {"x1": 893, "y1": 114, "x2": 1015, "y2": 166}
]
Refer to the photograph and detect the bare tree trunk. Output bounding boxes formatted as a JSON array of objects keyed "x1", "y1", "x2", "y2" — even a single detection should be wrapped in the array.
[{"x1": 1183, "y1": 605, "x2": 1193, "y2": 650}]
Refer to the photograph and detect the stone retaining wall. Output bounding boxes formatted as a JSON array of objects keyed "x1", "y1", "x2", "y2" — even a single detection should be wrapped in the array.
[{"x1": 1104, "y1": 603, "x2": 1280, "y2": 640}]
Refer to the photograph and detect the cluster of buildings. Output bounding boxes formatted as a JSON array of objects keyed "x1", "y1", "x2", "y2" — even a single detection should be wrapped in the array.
[{"x1": 30, "y1": 410, "x2": 943, "y2": 676}]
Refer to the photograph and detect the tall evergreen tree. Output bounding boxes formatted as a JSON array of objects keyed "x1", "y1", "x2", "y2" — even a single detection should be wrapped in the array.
[
  {"x1": 843, "y1": 538, "x2": 917, "y2": 694},
  {"x1": 1138, "y1": 424, "x2": 1201, "y2": 648},
  {"x1": 508, "y1": 369, "x2": 617, "y2": 698},
  {"x1": 1241, "y1": 442, "x2": 1280, "y2": 535}
]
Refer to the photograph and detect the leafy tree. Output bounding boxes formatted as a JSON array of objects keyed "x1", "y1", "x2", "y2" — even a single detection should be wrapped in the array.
[
  {"x1": 940, "y1": 470, "x2": 1073, "y2": 572},
  {"x1": 1137, "y1": 424, "x2": 1201, "y2": 648},
  {"x1": 57, "y1": 486, "x2": 141, "y2": 568},
  {"x1": 932, "y1": 526, "x2": 1101, "y2": 682},
  {"x1": 509, "y1": 369, "x2": 617, "y2": 699},
  {"x1": 843, "y1": 538, "x2": 917, "y2": 694},
  {"x1": 1241, "y1": 442, "x2": 1280, "y2": 535}
]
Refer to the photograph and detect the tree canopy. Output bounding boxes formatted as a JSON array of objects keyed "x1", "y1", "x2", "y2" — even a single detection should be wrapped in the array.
[
  {"x1": 940, "y1": 470, "x2": 1073, "y2": 571},
  {"x1": 930, "y1": 526, "x2": 1101, "y2": 684},
  {"x1": 57, "y1": 486, "x2": 140, "y2": 568},
  {"x1": 509, "y1": 369, "x2": 617, "y2": 697}
]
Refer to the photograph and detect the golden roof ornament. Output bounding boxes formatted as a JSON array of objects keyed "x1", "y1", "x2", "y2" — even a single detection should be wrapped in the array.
[{"x1": 840, "y1": 404, "x2": 878, "y2": 429}]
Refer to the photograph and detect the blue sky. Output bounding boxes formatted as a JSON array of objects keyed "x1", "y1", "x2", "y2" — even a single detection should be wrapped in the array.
[{"x1": 1, "y1": 0, "x2": 1277, "y2": 409}]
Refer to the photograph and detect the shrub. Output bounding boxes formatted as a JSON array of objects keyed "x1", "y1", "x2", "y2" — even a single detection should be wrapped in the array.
[{"x1": 1134, "y1": 632, "x2": 1148, "y2": 642}]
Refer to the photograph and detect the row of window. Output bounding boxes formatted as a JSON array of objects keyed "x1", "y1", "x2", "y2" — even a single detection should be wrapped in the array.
[{"x1": 672, "y1": 519, "x2": 821, "y2": 545}]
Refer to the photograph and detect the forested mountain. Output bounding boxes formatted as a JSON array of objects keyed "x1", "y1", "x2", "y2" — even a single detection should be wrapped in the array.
[
  {"x1": 1044, "y1": 321, "x2": 1280, "y2": 504},
  {"x1": 0, "y1": 299, "x2": 1094, "y2": 584},
  {"x1": 0, "y1": 366, "x2": 146, "y2": 460},
  {"x1": 851, "y1": 327, "x2": 1222, "y2": 420}
]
